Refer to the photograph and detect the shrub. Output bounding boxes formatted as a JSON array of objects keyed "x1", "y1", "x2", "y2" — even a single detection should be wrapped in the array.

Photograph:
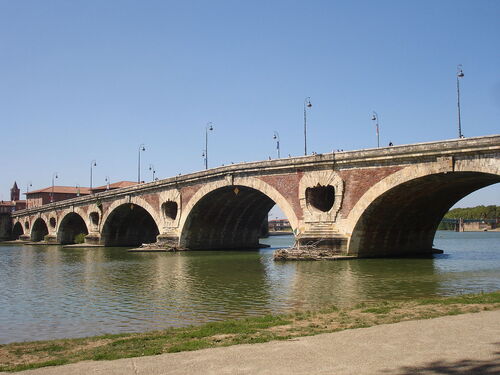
[{"x1": 74, "y1": 233, "x2": 86, "y2": 244}]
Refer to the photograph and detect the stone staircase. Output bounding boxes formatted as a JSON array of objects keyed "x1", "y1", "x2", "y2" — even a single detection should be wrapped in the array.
[
  {"x1": 300, "y1": 222, "x2": 338, "y2": 237},
  {"x1": 297, "y1": 222, "x2": 348, "y2": 253}
]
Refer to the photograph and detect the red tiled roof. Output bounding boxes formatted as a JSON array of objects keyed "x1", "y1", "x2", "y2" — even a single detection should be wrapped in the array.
[
  {"x1": 0, "y1": 201, "x2": 15, "y2": 207},
  {"x1": 26, "y1": 186, "x2": 91, "y2": 195},
  {"x1": 91, "y1": 181, "x2": 137, "y2": 191}
]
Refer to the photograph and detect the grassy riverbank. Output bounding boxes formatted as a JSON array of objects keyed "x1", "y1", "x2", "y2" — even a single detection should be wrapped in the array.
[{"x1": 1, "y1": 291, "x2": 499, "y2": 372}]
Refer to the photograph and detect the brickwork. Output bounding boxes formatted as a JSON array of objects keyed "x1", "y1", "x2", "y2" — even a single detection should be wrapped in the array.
[
  {"x1": 258, "y1": 172, "x2": 303, "y2": 220},
  {"x1": 141, "y1": 193, "x2": 160, "y2": 211},
  {"x1": 338, "y1": 166, "x2": 403, "y2": 218},
  {"x1": 9, "y1": 135, "x2": 500, "y2": 257},
  {"x1": 180, "y1": 185, "x2": 203, "y2": 210}
]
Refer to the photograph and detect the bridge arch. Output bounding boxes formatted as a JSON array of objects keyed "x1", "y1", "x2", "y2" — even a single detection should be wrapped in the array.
[
  {"x1": 31, "y1": 218, "x2": 49, "y2": 242},
  {"x1": 346, "y1": 160, "x2": 500, "y2": 257},
  {"x1": 101, "y1": 199, "x2": 160, "y2": 247},
  {"x1": 12, "y1": 221, "x2": 23, "y2": 240},
  {"x1": 57, "y1": 212, "x2": 89, "y2": 244},
  {"x1": 179, "y1": 177, "x2": 298, "y2": 250}
]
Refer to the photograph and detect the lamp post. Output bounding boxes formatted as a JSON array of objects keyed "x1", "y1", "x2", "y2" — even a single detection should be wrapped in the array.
[
  {"x1": 204, "y1": 122, "x2": 214, "y2": 169},
  {"x1": 371, "y1": 111, "x2": 380, "y2": 148},
  {"x1": 138, "y1": 144, "x2": 146, "y2": 183},
  {"x1": 76, "y1": 184, "x2": 81, "y2": 197},
  {"x1": 149, "y1": 164, "x2": 156, "y2": 181},
  {"x1": 26, "y1": 182, "x2": 32, "y2": 209},
  {"x1": 304, "y1": 97, "x2": 312, "y2": 155},
  {"x1": 105, "y1": 176, "x2": 110, "y2": 191},
  {"x1": 456, "y1": 64, "x2": 464, "y2": 138},
  {"x1": 51, "y1": 173, "x2": 58, "y2": 203},
  {"x1": 90, "y1": 160, "x2": 97, "y2": 191},
  {"x1": 273, "y1": 131, "x2": 281, "y2": 158}
]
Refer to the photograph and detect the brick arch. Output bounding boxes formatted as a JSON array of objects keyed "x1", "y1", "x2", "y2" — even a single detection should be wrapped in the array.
[
  {"x1": 100, "y1": 196, "x2": 161, "y2": 232},
  {"x1": 56, "y1": 210, "x2": 89, "y2": 244},
  {"x1": 178, "y1": 176, "x2": 299, "y2": 250},
  {"x1": 31, "y1": 217, "x2": 49, "y2": 242},
  {"x1": 100, "y1": 196, "x2": 161, "y2": 247},
  {"x1": 179, "y1": 176, "x2": 299, "y2": 235},
  {"x1": 346, "y1": 159, "x2": 500, "y2": 257},
  {"x1": 55, "y1": 207, "x2": 88, "y2": 232},
  {"x1": 11, "y1": 221, "x2": 24, "y2": 239}
]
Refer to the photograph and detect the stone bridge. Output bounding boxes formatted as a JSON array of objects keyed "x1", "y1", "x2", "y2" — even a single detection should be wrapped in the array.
[{"x1": 11, "y1": 135, "x2": 500, "y2": 257}]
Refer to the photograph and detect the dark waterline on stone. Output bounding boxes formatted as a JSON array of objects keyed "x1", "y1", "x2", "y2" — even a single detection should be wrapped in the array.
[{"x1": 0, "y1": 231, "x2": 499, "y2": 344}]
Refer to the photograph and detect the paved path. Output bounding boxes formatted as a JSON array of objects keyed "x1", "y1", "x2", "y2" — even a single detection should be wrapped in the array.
[{"x1": 5, "y1": 310, "x2": 500, "y2": 375}]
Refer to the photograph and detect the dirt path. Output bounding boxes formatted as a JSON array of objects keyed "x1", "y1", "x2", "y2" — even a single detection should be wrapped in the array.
[{"x1": 3, "y1": 310, "x2": 499, "y2": 375}]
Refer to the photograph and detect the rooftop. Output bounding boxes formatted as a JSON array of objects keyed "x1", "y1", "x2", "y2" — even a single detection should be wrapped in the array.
[
  {"x1": 91, "y1": 181, "x2": 137, "y2": 191},
  {"x1": 26, "y1": 186, "x2": 91, "y2": 195}
]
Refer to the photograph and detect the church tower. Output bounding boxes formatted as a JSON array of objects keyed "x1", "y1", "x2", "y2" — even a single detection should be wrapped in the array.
[{"x1": 10, "y1": 182, "x2": 20, "y2": 201}]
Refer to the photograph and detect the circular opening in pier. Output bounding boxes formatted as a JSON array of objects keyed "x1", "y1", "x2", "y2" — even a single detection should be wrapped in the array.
[
  {"x1": 306, "y1": 185, "x2": 335, "y2": 212},
  {"x1": 89, "y1": 212, "x2": 99, "y2": 226},
  {"x1": 24, "y1": 221, "x2": 30, "y2": 230},
  {"x1": 162, "y1": 201, "x2": 178, "y2": 221},
  {"x1": 49, "y1": 217, "x2": 56, "y2": 228}
]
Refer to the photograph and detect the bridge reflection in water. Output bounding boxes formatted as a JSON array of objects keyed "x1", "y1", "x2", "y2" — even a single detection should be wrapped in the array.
[{"x1": 1, "y1": 231, "x2": 499, "y2": 344}]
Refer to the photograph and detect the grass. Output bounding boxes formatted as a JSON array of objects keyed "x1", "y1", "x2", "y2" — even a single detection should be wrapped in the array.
[{"x1": 0, "y1": 291, "x2": 499, "y2": 372}]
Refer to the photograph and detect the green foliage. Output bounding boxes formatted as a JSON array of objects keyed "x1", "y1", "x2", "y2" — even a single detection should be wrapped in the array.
[
  {"x1": 1, "y1": 291, "x2": 498, "y2": 373},
  {"x1": 417, "y1": 291, "x2": 500, "y2": 305},
  {"x1": 361, "y1": 306, "x2": 393, "y2": 314},
  {"x1": 438, "y1": 221, "x2": 456, "y2": 230},
  {"x1": 74, "y1": 233, "x2": 86, "y2": 244},
  {"x1": 444, "y1": 205, "x2": 499, "y2": 220}
]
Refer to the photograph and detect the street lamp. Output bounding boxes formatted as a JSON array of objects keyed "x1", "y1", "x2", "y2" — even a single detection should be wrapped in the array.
[
  {"x1": 138, "y1": 144, "x2": 146, "y2": 183},
  {"x1": 76, "y1": 184, "x2": 81, "y2": 197},
  {"x1": 149, "y1": 164, "x2": 156, "y2": 181},
  {"x1": 90, "y1": 160, "x2": 97, "y2": 191},
  {"x1": 51, "y1": 172, "x2": 58, "y2": 203},
  {"x1": 105, "y1": 176, "x2": 110, "y2": 190},
  {"x1": 26, "y1": 182, "x2": 32, "y2": 209},
  {"x1": 273, "y1": 131, "x2": 281, "y2": 158},
  {"x1": 371, "y1": 111, "x2": 380, "y2": 148},
  {"x1": 204, "y1": 122, "x2": 214, "y2": 169},
  {"x1": 304, "y1": 97, "x2": 312, "y2": 155},
  {"x1": 456, "y1": 64, "x2": 464, "y2": 138}
]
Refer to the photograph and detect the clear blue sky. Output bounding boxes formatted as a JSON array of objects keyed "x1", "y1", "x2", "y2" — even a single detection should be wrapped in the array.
[{"x1": 1, "y1": 0, "x2": 499, "y2": 212}]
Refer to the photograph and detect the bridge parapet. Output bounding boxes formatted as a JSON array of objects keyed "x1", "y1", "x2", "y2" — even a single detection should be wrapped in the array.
[{"x1": 9, "y1": 135, "x2": 500, "y2": 257}]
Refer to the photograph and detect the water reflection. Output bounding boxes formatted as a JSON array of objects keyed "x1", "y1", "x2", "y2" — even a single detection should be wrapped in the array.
[{"x1": 0, "y1": 231, "x2": 499, "y2": 344}]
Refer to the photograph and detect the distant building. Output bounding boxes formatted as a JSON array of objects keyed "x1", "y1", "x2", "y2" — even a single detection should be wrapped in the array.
[
  {"x1": 90, "y1": 181, "x2": 136, "y2": 194},
  {"x1": 11, "y1": 182, "x2": 20, "y2": 201},
  {"x1": 268, "y1": 219, "x2": 291, "y2": 231},
  {"x1": 0, "y1": 182, "x2": 26, "y2": 240},
  {"x1": 26, "y1": 186, "x2": 91, "y2": 208},
  {"x1": 0, "y1": 201, "x2": 15, "y2": 214},
  {"x1": 0, "y1": 182, "x2": 26, "y2": 212}
]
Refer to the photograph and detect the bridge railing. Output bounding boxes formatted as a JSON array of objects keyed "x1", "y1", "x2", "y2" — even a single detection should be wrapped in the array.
[{"x1": 11, "y1": 134, "x2": 500, "y2": 218}]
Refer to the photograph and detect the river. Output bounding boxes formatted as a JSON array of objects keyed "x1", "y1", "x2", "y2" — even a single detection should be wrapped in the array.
[{"x1": 0, "y1": 231, "x2": 499, "y2": 344}]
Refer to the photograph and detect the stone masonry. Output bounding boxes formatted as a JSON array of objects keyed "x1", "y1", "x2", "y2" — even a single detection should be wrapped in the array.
[{"x1": 10, "y1": 135, "x2": 500, "y2": 257}]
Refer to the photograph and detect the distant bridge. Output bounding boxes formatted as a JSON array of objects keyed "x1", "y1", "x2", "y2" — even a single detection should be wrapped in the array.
[
  {"x1": 441, "y1": 218, "x2": 499, "y2": 232},
  {"x1": 11, "y1": 135, "x2": 500, "y2": 257}
]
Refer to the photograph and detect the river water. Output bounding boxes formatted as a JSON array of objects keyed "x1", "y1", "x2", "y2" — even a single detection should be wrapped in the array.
[{"x1": 1, "y1": 231, "x2": 499, "y2": 344}]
